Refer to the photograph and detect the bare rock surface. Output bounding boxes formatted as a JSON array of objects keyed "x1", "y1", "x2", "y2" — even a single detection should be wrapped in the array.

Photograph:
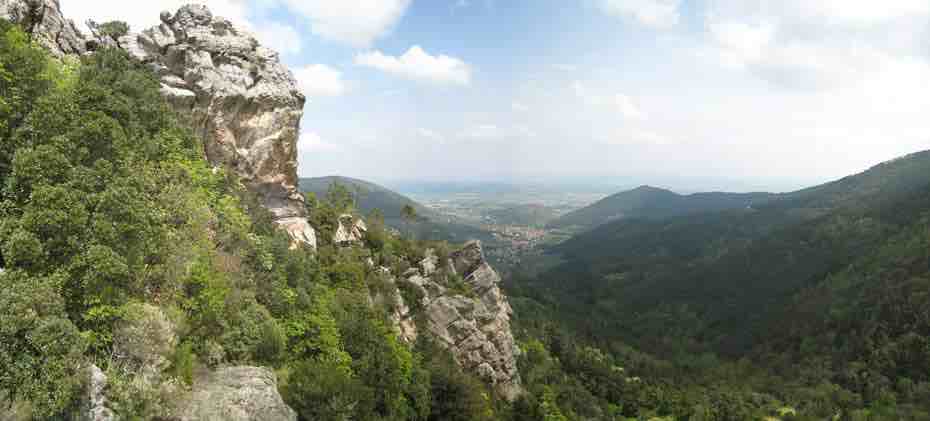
[
  {"x1": 392, "y1": 242, "x2": 523, "y2": 401},
  {"x1": 0, "y1": 0, "x2": 86, "y2": 57},
  {"x1": 179, "y1": 366, "x2": 296, "y2": 421},
  {"x1": 116, "y1": 5, "x2": 315, "y2": 249},
  {"x1": 333, "y1": 214, "x2": 368, "y2": 245}
]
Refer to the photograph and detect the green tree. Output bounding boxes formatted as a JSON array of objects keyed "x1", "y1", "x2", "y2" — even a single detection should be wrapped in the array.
[{"x1": 401, "y1": 204, "x2": 418, "y2": 236}]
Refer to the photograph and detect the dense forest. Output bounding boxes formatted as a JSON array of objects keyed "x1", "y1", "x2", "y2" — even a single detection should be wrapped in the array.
[
  {"x1": 4, "y1": 11, "x2": 930, "y2": 421},
  {"x1": 505, "y1": 151, "x2": 930, "y2": 419}
]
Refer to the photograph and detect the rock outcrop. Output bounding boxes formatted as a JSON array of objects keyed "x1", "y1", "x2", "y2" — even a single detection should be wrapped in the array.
[
  {"x1": 333, "y1": 214, "x2": 367, "y2": 245},
  {"x1": 121, "y1": 5, "x2": 314, "y2": 248},
  {"x1": 393, "y1": 242, "x2": 523, "y2": 401},
  {"x1": 0, "y1": 2, "x2": 316, "y2": 249},
  {"x1": 0, "y1": 0, "x2": 86, "y2": 57},
  {"x1": 179, "y1": 366, "x2": 296, "y2": 421},
  {"x1": 115, "y1": 5, "x2": 316, "y2": 249}
]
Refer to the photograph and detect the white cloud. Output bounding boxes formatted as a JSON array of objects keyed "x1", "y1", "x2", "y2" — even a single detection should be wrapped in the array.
[
  {"x1": 511, "y1": 102, "x2": 530, "y2": 112},
  {"x1": 355, "y1": 46, "x2": 472, "y2": 85},
  {"x1": 702, "y1": 0, "x2": 930, "y2": 90},
  {"x1": 606, "y1": 128, "x2": 671, "y2": 145},
  {"x1": 458, "y1": 124, "x2": 537, "y2": 141},
  {"x1": 278, "y1": 0, "x2": 411, "y2": 47},
  {"x1": 616, "y1": 94, "x2": 646, "y2": 120},
  {"x1": 552, "y1": 64, "x2": 578, "y2": 71},
  {"x1": 298, "y1": 131, "x2": 340, "y2": 152},
  {"x1": 416, "y1": 128, "x2": 446, "y2": 143},
  {"x1": 599, "y1": 0, "x2": 681, "y2": 29},
  {"x1": 295, "y1": 64, "x2": 347, "y2": 98},
  {"x1": 253, "y1": 23, "x2": 302, "y2": 56},
  {"x1": 575, "y1": 82, "x2": 647, "y2": 120}
]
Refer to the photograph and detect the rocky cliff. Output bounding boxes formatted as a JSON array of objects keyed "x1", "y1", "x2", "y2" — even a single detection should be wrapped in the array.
[
  {"x1": 0, "y1": 1, "x2": 316, "y2": 249},
  {"x1": 118, "y1": 5, "x2": 315, "y2": 249},
  {"x1": 378, "y1": 241, "x2": 523, "y2": 401}
]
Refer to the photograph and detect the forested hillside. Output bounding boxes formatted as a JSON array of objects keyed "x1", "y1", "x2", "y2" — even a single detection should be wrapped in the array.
[
  {"x1": 547, "y1": 185, "x2": 775, "y2": 232},
  {"x1": 0, "y1": 21, "x2": 512, "y2": 420},
  {"x1": 504, "y1": 150, "x2": 930, "y2": 419}
]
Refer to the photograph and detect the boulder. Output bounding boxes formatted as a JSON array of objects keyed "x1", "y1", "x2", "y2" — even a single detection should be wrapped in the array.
[{"x1": 179, "y1": 366, "x2": 296, "y2": 421}]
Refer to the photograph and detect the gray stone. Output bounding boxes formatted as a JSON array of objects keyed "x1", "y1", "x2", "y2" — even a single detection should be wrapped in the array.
[
  {"x1": 114, "y1": 5, "x2": 316, "y2": 250},
  {"x1": 403, "y1": 242, "x2": 523, "y2": 401},
  {"x1": 333, "y1": 214, "x2": 367, "y2": 245},
  {"x1": 0, "y1": 0, "x2": 86, "y2": 57},
  {"x1": 179, "y1": 366, "x2": 296, "y2": 421}
]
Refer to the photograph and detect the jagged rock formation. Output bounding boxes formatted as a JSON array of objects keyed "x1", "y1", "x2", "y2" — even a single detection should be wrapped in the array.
[
  {"x1": 0, "y1": 0, "x2": 86, "y2": 57},
  {"x1": 333, "y1": 214, "x2": 367, "y2": 245},
  {"x1": 114, "y1": 5, "x2": 315, "y2": 249},
  {"x1": 393, "y1": 242, "x2": 523, "y2": 401},
  {"x1": 0, "y1": 1, "x2": 316, "y2": 249},
  {"x1": 179, "y1": 366, "x2": 296, "y2": 421}
]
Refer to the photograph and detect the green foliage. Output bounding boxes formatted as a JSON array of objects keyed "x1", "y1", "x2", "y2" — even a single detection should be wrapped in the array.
[
  {"x1": 281, "y1": 360, "x2": 371, "y2": 421},
  {"x1": 94, "y1": 20, "x2": 130, "y2": 40}
]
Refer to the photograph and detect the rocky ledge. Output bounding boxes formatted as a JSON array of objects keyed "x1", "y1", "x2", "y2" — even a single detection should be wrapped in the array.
[{"x1": 386, "y1": 241, "x2": 523, "y2": 401}]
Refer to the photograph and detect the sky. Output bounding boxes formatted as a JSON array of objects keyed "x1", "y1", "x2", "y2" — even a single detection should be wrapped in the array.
[{"x1": 62, "y1": 0, "x2": 930, "y2": 192}]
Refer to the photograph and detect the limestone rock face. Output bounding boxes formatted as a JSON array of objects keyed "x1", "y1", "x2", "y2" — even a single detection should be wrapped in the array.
[
  {"x1": 394, "y1": 242, "x2": 523, "y2": 401},
  {"x1": 333, "y1": 214, "x2": 367, "y2": 245},
  {"x1": 179, "y1": 366, "x2": 296, "y2": 421},
  {"x1": 116, "y1": 5, "x2": 315, "y2": 249},
  {"x1": 0, "y1": 0, "x2": 86, "y2": 57}
]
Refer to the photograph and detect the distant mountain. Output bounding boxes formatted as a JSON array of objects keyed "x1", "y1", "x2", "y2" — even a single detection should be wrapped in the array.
[
  {"x1": 518, "y1": 149, "x2": 930, "y2": 357},
  {"x1": 546, "y1": 185, "x2": 775, "y2": 231},
  {"x1": 299, "y1": 176, "x2": 492, "y2": 244}
]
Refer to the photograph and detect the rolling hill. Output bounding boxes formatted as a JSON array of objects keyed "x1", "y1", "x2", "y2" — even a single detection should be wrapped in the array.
[
  {"x1": 546, "y1": 185, "x2": 776, "y2": 232},
  {"x1": 516, "y1": 150, "x2": 930, "y2": 356}
]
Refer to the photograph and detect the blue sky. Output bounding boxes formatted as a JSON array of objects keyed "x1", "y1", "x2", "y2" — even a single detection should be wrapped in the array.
[{"x1": 66, "y1": 0, "x2": 930, "y2": 192}]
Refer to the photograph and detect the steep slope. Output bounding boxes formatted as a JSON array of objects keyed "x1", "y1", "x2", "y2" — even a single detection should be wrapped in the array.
[
  {"x1": 0, "y1": 3, "x2": 524, "y2": 420},
  {"x1": 523, "y1": 150, "x2": 930, "y2": 355},
  {"x1": 547, "y1": 185, "x2": 774, "y2": 231}
]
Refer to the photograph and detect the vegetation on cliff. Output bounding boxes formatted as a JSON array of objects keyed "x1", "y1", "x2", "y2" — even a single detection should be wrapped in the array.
[{"x1": 0, "y1": 21, "x2": 503, "y2": 420}]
